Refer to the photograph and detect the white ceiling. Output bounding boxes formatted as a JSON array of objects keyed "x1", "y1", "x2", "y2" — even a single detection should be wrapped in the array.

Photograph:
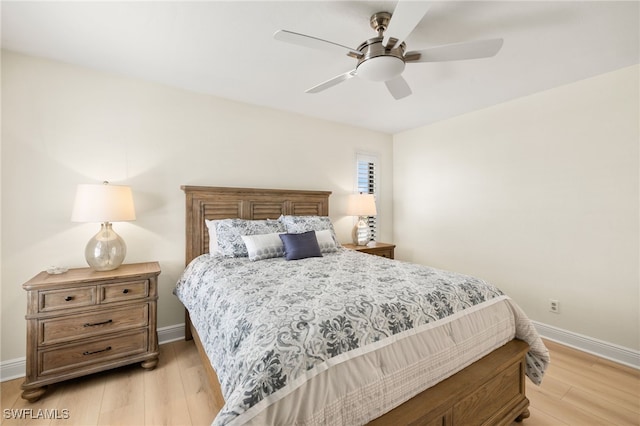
[{"x1": 2, "y1": 1, "x2": 638, "y2": 134}]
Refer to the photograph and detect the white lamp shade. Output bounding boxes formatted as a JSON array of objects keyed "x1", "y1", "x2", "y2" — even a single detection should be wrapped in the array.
[
  {"x1": 71, "y1": 183, "x2": 136, "y2": 223},
  {"x1": 346, "y1": 193, "x2": 377, "y2": 216}
]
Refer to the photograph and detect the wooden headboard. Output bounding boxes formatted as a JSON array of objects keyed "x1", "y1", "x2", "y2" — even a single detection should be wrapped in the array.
[{"x1": 181, "y1": 186, "x2": 332, "y2": 265}]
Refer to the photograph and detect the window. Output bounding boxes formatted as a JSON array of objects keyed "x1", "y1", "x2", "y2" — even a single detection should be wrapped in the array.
[{"x1": 355, "y1": 153, "x2": 378, "y2": 241}]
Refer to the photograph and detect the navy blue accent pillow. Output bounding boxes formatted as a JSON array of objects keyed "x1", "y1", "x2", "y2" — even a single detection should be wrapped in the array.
[{"x1": 279, "y1": 231, "x2": 323, "y2": 261}]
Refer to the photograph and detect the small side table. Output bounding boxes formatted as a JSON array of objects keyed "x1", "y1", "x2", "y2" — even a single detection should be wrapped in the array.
[
  {"x1": 21, "y1": 262, "x2": 161, "y2": 402},
  {"x1": 342, "y1": 242, "x2": 395, "y2": 259}
]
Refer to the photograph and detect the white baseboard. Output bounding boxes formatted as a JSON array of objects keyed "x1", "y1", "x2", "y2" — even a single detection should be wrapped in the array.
[
  {"x1": 157, "y1": 322, "x2": 186, "y2": 344},
  {"x1": 0, "y1": 323, "x2": 186, "y2": 382},
  {"x1": 3, "y1": 321, "x2": 637, "y2": 382},
  {"x1": 0, "y1": 358, "x2": 26, "y2": 383},
  {"x1": 532, "y1": 321, "x2": 640, "y2": 369}
]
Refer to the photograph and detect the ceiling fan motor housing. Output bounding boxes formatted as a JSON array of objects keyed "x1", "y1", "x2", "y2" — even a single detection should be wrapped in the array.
[
  {"x1": 354, "y1": 12, "x2": 407, "y2": 82},
  {"x1": 356, "y1": 37, "x2": 406, "y2": 82}
]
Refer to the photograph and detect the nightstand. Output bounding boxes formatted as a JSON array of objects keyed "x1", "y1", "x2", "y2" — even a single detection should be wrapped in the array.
[
  {"x1": 343, "y1": 242, "x2": 395, "y2": 259},
  {"x1": 21, "y1": 262, "x2": 161, "y2": 402}
]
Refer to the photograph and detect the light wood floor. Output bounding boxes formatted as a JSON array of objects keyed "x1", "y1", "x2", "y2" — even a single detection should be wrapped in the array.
[{"x1": 1, "y1": 339, "x2": 638, "y2": 425}]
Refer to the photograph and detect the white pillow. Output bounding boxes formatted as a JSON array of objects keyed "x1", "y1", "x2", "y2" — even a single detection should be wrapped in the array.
[
  {"x1": 205, "y1": 219, "x2": 221, "y2": 256},
  {"x1": 241, "y1": 232, "x2": 285, "y2": 261},
  {"x1": 315, "y1": 229, "x2": 339, "y2": 253}
]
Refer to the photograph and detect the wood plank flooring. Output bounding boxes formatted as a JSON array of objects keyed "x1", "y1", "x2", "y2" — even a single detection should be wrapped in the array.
[
  {"x1": 521, "y1": 340, "x2": 639, "y2": 426},
  {"x1": 1, "y1": 339, "x2": 638, "y2": 425}
]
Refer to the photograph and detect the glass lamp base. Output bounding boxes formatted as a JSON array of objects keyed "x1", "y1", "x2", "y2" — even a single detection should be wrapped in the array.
[
  {"x1": 85, "y1": 222, "x2": 127, "y2": 271},
  {"x1": 352, "y1": 217, "x2": 370, "y2": 246}
]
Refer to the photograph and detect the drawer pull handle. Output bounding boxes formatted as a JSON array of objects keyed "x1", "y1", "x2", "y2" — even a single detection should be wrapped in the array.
[
  {"x1": 83, "y1": 319, "x2": 113, "y2": 327},
  {"x1": 122, "y1": 289, "x2": 129, "y2": 294},
  {"x1": 83, "y1": 346, "x2": 112, "y2": 356},
  {"x1": 64, "y1": 296, "x2": 74, "y2": 302}
]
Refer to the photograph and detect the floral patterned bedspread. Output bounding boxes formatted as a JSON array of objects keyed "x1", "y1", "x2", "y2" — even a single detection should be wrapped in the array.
[{"x1": 174, "y1": 249, "x2": 547, "y2": 425}]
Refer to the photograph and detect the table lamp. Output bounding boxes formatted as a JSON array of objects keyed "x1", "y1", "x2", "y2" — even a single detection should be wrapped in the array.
[
  {"x1": 71, "y1": 181, "x2": 136, "y2": 271},
  {"x1": 346, "y1": 193, "x2": 377, "y2": 246}
]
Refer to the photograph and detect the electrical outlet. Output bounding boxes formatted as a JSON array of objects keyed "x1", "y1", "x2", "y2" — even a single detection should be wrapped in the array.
[{"x1": 549, "y1": 299, "x2": 560, "y2": 313}]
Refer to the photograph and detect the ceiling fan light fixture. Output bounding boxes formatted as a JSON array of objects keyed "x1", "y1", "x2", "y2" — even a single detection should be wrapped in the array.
[{"x1": 356, "y1": 56, "x2": 406, "y2": 82}]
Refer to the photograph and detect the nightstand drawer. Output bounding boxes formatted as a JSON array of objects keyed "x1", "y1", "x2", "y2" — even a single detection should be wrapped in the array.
[
  {"x1": 40, "y1": 330, "x2": 148, "y2": 376},
  {"x1": 39, "y1": 287, "x2": 97, "y2": 312},
  {"x1": 342, "y1": 242, "x2": 395, "y2": 259},
  {"x1": 101, "y1": 280, "x2": 149, "y2": 303},
  {"x1": 367, "y1": 247, "x2": 393, "y2": 258},
  {"x1": 40, "y1": 304, "x2": 149, "y2": 345}
]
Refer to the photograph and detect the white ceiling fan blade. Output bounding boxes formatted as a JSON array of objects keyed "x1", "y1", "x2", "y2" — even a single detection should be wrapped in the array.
[
  {"x1": 306, "y1": 70, "x2": 357, "y2": 94},
  {"x1": 383, "y1": 1, "x2": 431, "y2": 48},
  {"x1": 384, "y1": 75, "x2": 412, "y2": 100},
  {"x1": 406, "y1": 38, "x2": 504, "y2": 62},
  {"x1": 274, "y1": 30, "x2": 362, "y2": 58}
]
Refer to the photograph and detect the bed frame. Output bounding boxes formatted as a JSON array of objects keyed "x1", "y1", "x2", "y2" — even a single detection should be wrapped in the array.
[{"x1": 181, "y1": 185, "x2": 531, "y2": 425}]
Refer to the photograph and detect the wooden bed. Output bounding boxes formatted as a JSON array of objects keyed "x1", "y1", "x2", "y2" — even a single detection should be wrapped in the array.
[{"x1": 181, "y1": 185, "x2": 531, "y2": 425}]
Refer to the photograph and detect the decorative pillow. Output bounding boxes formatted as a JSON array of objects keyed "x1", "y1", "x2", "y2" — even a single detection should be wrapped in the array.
[
  {"x1": 315, "y1": 229, "x2": 338, "y2": 253},
  {"x1": 205, "y1": 219, "x2": 221, "y2": 256},
  {"x1": 279, "y1": 215, "x2": 340, "y2": 252},
  {"x1": 279, "y1": 231, "x2": 323, "y2": 261},
  {"x1": 214, "y1": 219, "x2": 285, "y2": 257},
  {"x1": 241, "y1": 233, "x2": 285, "y2": 261}
]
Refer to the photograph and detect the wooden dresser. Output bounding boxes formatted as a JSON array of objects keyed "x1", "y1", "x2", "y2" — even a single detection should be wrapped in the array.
[
  {"x1": 21, "y1": 262, "x2": 161, "y2": 402},
  {"x1": 343, "y1": 242, "x2": 395, "y2": 259}
]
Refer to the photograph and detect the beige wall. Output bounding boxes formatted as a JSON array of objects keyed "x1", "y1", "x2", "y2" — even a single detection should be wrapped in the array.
[
  {"x1": 2, "y1": 49, "x2": 637, "y2": 365},
  {"x1": 393, "y1": 65, "x2": 639, "y2": 350},
  {"x1": 0, "y1": 50, "x2": 393, "y2": 362}
]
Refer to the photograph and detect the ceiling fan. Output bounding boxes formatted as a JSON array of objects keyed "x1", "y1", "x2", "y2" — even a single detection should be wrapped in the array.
[{"x1": 274, "y1": 2, "x2": 503, "y2": 100}]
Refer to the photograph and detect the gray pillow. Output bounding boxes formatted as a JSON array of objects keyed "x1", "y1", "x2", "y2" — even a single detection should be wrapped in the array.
[{"x1": 279, "y1": 231, "x2": 323, "y2": 260}]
